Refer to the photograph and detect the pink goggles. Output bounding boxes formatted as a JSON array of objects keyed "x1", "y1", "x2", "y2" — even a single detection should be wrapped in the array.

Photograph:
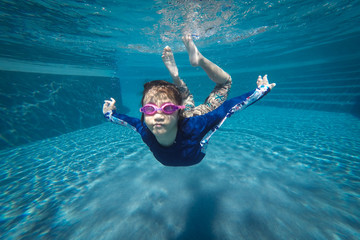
[{"x1": 140, "y1": 103, "x2": 185, "y2": 115}]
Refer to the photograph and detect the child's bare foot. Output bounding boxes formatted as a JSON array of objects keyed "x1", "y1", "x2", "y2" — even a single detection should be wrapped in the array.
[
  {"x1": 162, "y1": 46, "x2": 179, "y2": 79},
  {"x1": 257, "y1": 75, "x2": 276, "y2": 89},
  {"x1": 182, "y1": 35, "x2": 202, "y2": 67}
]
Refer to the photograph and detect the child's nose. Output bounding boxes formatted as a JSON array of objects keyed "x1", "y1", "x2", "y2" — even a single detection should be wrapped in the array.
[{"x1": 154, "y1": 111, "x2": 165, "y2": 118}]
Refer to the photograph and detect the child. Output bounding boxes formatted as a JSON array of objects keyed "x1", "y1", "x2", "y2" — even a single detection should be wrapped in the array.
[
  {"x1": 103, "y1": 76, "x2": 275, "y2": 167},
  {"x1": 161, "y1": 35, "x2": 232, "y2": 118}
]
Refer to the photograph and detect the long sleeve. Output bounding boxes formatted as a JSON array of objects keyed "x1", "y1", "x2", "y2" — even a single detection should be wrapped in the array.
[
  {"x1": 198, "y1": 85, "x2": 271, "y2": 149},
  {"x1": 104, "y1": 110, "x2": 143, "y2": 132},
  {"x1": 212, "y1": 85, "x2": 271, "y2": 119}
]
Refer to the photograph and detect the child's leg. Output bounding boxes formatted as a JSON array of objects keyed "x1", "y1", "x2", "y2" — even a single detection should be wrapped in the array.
[
  {"x1": 182, "y1": 35, "x2": 231, "y2": 85},
  {"x1": 182, "y1": 34, "x2": 232, "y2": 116},
  {"x1": 191, "y1": 77, "x2": 232, "y2": 116},
  {"x1": 162, "y1": 46, "x2": 182, "y2": 86},
  {"x1": 162, "y1": 46, "x2": 195, "y2": 118}
]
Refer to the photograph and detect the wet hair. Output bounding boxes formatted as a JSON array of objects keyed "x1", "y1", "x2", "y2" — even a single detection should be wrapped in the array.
[{"x1": 140, "y1": 80, "x2": 183, "y2": 122}]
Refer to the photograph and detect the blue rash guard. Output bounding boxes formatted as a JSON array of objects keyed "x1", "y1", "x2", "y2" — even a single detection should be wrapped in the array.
[{"x1": 104, "y1": 85, "x2": 271, "y2": 167}]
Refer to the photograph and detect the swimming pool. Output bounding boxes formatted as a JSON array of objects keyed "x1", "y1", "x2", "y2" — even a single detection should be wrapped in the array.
[{"x1": 1, "y1": 1, "x2": 360, "y2": 239}]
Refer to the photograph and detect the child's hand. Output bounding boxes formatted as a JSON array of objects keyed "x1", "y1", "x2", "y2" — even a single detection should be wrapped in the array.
[
  {"x1": 256, "y1": 75, "x2": 276, "y2": 89},
  {"x1": 103, "y1": 98, "x2": 116, "y2": 114}
]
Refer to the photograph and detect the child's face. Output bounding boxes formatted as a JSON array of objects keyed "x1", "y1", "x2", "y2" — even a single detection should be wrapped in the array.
[{"x1": 143, "y1": 91, "x2": 179, "y2": 138}]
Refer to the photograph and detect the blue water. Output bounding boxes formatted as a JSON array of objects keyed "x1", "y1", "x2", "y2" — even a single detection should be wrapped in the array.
[{"x1": 1, "y1": 0, "x2": 360, "y2": 239}]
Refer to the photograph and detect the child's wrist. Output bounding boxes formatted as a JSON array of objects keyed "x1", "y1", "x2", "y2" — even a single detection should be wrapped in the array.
[
  {"x1": 257, "y1": 85, "x2": 270, "y2": 91},
  {"x1": 104, "y1": 110, "x2": 113, "y2": 118}
]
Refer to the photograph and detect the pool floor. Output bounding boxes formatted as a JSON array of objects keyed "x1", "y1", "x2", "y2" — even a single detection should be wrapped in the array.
[{"x1": 1, "y1": 106, "x2": 359, "y2": 240}]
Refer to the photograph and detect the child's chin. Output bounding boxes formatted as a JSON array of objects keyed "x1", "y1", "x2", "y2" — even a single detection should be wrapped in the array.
[{"x1": 152, "y1": 129, "x2": 167, "y2": 135}]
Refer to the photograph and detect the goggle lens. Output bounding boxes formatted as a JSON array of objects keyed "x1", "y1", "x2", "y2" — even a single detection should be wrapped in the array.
[
  {"x1": 143, "y1": 105, "x2": 155, "y2": 113},
  {"x1": 163, "y1": 104, "x2": 177, "y2": 113}
]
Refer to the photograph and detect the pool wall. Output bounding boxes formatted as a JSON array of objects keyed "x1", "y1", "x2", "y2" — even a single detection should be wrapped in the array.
[{"x1": 0, "y1": 70, "x2": 125, "y2": 150}]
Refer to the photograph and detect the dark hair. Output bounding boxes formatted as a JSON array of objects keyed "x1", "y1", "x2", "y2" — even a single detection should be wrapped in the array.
[{"x1": 140, "y1": 80, "x2": 183, "y2": 122}]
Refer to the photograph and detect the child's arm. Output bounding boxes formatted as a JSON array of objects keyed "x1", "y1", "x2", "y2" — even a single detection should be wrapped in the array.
[
  {"x1": 198, "y1": 75, "x2": 276, "y2": 148},
  {"x1": 213, "y1": 75, "x2": 275, "y2": 118},
  {"x1": 103, "y1": 98, "x2": 142, "y2": 132}
]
